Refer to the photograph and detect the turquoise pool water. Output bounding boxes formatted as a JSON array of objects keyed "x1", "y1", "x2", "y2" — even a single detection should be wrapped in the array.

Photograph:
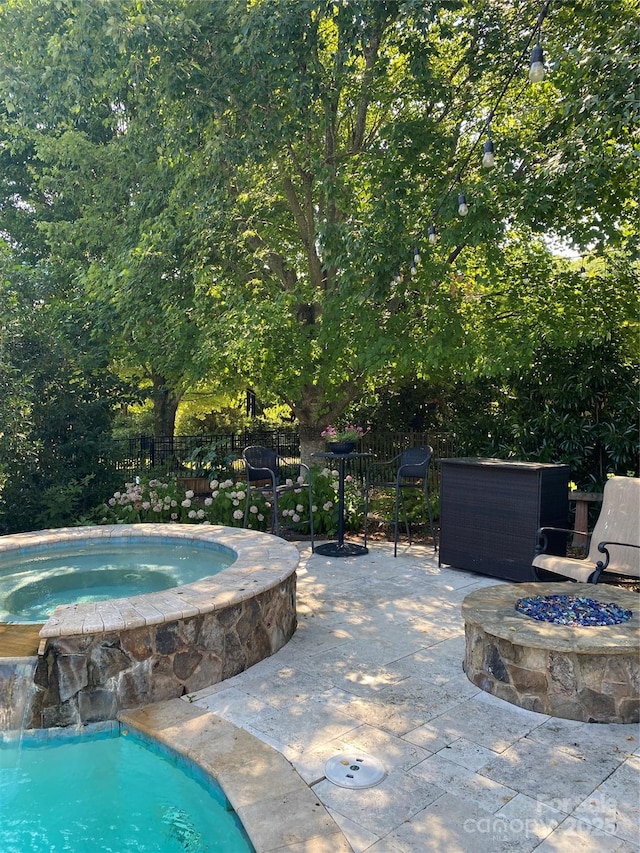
[
  {"x1": 0, "y1": 728, "x2": 253, "y2": 853},
  {"x1": 0, "y1": 539, "x2": 235, "y2": 623}
]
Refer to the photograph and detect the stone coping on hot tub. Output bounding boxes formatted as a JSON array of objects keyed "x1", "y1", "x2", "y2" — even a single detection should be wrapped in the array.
[{"x1": 0, "y1": 524, "x2": 299, "y2": 642}]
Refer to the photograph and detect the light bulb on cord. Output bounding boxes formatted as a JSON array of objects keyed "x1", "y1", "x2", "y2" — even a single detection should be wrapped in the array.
[
  {"x1": 482, "y1": 138, "x2": 495, "y2": 168},
  {"x1": 529, "y1": 42, "x2": 545, "y2": 83},
  {"x1": 457, "y1": 193, "x2": 468, "y2": 216},
  {"x1": 413, "y1": 248, "x2": 421, "y2": 265},
  {"x1": 428, "y1": 224, "x2": 437, "y2": 244}
]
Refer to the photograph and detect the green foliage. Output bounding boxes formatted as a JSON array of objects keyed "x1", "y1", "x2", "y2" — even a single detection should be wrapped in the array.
[
  {"x1": 93, "y1": 467, "x2": 364, "y2": 536},
  {"x1": 444, "y1": 336, "x2": 639, "y2": 490},
  {"x1": 34, "y1": 475, "x2": 96, "y2": 530},
  {"x1": 0, "y1": 0, "x2": 637, "y2": 495},
  {"x1": 366, "y1": 487, "x2": 440, "y2": 529},
  {"x1": 0, "y1": 253, "x2": 130, "y2": 534},
  {"x1": 184, "y1": 443, "x2": 237, "y2": 478},
  {"x1": 278, "y1": 466, "x2": 364, "y2": 535}
]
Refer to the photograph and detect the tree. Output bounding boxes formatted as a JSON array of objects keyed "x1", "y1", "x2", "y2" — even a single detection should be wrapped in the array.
[
  {"x1": 0, "y1": 241, "x2": 127, "y2": 533},
  {"x1": 0, "y1": 0, "x2": 637, "y2": 463},
  {"x1": 0, "y1": 0, "x2": 221, "y2": 437},
  {"x1": 152, "y1": 0, "x2": 638, "y2": 458}
]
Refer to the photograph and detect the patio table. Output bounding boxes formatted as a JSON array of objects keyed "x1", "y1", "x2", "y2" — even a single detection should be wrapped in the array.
[{"x1": 312, "y1": 451, "x2": 372, "y2": 557}]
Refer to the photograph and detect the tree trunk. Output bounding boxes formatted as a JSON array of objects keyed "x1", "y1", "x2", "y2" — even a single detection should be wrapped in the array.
[
  {"x1": 298, "y1": 424, "x2": 326, "y2": 468},
  {"x1": 293, "y1": 383, "x2": 353, "y2": 466},
  {"x1": 151, "y1": 373, "x2": 182, "y2": 439}
]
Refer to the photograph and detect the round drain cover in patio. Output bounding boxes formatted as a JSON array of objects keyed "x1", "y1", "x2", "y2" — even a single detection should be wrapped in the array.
[{"x1": 324, "y1": 753, "x2": 386, "y2": 789}]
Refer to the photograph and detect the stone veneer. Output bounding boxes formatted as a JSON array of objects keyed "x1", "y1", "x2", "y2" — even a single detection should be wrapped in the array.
[
  {"x1": 0, "y1": 525, "x2": 299, "y2": 730},
  {"x1": 463, "y1": 582, "x2": 639, "y2": 724}
]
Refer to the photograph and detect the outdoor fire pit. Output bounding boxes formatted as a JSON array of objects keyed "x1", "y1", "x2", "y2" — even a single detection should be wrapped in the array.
[{"x1": 462, "y1": 582, "x2": 639, "y2": 724}]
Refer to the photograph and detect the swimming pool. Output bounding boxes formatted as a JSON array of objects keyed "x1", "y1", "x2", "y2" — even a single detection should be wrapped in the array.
[
  {"x1": 0, "y1": 538, "x2": 235, "y2": 623},
  {"x1": 0, "y1": 724, "x2": 254, "y2": 853}
]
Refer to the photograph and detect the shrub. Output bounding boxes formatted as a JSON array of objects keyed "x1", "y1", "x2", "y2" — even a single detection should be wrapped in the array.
[
  {"x1": 95, "y1": 468, "x2": 366, "y2": 539},
  {"x1": 95, "y1": 475, "x2": 270, "y2": 530},
  {"x1": 278, "y1": 466, "x2": 364, "y2": 535}
]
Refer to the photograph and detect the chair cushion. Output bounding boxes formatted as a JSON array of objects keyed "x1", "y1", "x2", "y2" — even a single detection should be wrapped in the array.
[{"x1": 532, "y1": 553, "x2": 598, "y2": 583}]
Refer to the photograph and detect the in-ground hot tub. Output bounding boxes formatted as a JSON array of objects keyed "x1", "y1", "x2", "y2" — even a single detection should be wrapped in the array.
[
  {"x1": 0, "y1": 524, "x2": 299, "y2": 730},
  {"x1": 463, "y1": 582, "x2": 639, "y2": 724}
]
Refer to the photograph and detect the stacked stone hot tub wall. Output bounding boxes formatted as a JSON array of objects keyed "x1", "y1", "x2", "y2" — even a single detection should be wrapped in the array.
[{"x1": 0, "y1": 525, "x2": 299, "y2": 730}]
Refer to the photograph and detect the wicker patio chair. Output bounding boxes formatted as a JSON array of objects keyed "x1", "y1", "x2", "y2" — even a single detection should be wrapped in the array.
[
  {"x1": 242, "y1": 445, "x2": 315, "y2": 551},
  {"x1": 364, "y1": 446, "x2": 437, "y2": 556}
]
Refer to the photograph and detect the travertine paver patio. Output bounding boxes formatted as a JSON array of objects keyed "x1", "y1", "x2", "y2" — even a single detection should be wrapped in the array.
[{"x1": 187, "y1": 542, "x2": 639, "y2": 852}]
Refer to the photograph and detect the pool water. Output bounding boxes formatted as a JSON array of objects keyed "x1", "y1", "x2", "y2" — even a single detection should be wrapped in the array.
[
  {"x1": 0, "y1": 540, "x2": 235, "y2": 623},
  {"x1": 0, "y1": 729, "x2": 253, "y2": 853}
]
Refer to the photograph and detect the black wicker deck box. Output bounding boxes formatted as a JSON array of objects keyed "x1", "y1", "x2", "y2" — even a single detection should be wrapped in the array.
[{"x1": 439, "y1": 458, "x2": 570, "y2": 581}]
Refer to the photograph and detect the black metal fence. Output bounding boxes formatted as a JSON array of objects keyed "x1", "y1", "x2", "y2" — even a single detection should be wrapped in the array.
[
  {"x1": 104, "y1": 429, "x2": 457, "y2": 490},
  {"x1": 106, "y1": 429, "x2": 299, "y2": 474}
]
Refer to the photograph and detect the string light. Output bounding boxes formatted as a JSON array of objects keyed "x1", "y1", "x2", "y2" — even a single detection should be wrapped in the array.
[
  {"x1": 482, "y1": 138, "x2": 495, "y2": 168},
  {"x1": 399, "y1": 0, "x2": 551, "y2": 275},
  {"x1": 529, "y1": 41, "x2": 545, "y2": 83}
]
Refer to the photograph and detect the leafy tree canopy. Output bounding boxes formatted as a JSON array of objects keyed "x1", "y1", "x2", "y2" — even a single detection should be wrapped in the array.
[{"x1": 0, "y1": 0, "x2": 637, "y2": 459}]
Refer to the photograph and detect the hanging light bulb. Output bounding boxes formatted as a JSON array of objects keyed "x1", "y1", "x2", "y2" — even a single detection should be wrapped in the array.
[
  {"x1": 529, "y1": 42, "x2": 545, "y2": 83},
  {"x1": 457, "y1": 193, "x2": 468, "y2": 216},
  {"x1": 428, "y1": 224, "x2": 437, "y2": 244},
  {"x1": 410, "y1": 264, "x2": 417, "y2": 277},
  {"x1": 482, "y1": 138, "x2": 495, "y2": 168},
  {"x1": 413, "y1": 247, "x2": 421, "y2": 265}
]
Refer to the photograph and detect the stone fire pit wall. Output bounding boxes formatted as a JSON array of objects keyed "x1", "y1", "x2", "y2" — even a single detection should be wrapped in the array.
[
  {"x1": 463, "y1": 582, "x2": 639, "y2": 724},
  {"x1": 12, "y1": 525, "x2": 299, "y2": 729}
]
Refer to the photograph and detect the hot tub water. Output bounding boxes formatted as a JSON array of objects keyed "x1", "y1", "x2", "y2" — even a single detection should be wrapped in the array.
[{"x1": 0, "y1": 539, "x2": 235, "y2": 623}]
